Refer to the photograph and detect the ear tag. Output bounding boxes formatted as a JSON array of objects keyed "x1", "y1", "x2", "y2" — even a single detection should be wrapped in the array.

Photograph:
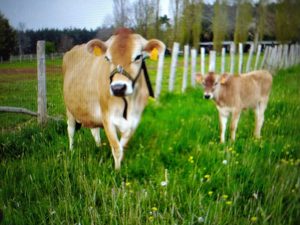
[
  {"x1": 150, "y1": 48, "x2": 159, "y2": 61},
  {"x1": 220, "y1": 76, "x2": 227, "y2": 84},
  {"x1": 94, "y1": 46, "x2": 102, "y2": 56}
]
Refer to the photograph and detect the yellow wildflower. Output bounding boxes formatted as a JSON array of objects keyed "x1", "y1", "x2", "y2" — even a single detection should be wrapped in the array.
[
  {"x1": 151, "y1": 207, "x2": 158, "y2": 212},
  {"x1": 208, "y1": 191, "x2": 213, "y2": 196},
  {"x1": 222, "y1": 195, "x2": 228, "y2": 200},
  {"x1": 225, "y1": 201, "x2": 232, "y2": 205},
  {"x1": 250, "y1": 216, "x2": 258, "y2": 222}
]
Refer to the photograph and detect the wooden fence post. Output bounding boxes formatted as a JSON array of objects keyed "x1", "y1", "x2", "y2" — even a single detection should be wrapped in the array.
[
  {"x1": 246, "y1": 43, "x2": 254, "y2": 72},
  {"x1": 230, "y1": 42, "x2": 235, "y2": 74},
  {"x1": 155, "y1": 51, "x2": 165, "y2": 98},
  {"x1": 238, "y1": 43, "x2": 243, "y2": 74},
  {"x1": 191, "y1": 49, "x2": 197, "y2": 87},
  {"x1": 168, "y1": 42, "x2": 179, "y2": 92},
  {"x1": 37, "y1": 40, "x2": 47, "y2": 125},
  {"x1": 221, "y1": 47, "x2": 226, "y2": 74},
  {"x1": 181, "y1": 45, "x2": 189, "y2": 92},
  {"x1": 200, "y1": 47, "x2": 205, "y2": 75},
  {"x1": 254, "y1": 44, "x2": 262, "y2": 70},
  {"x1": 208, "y1": 50, "x2": 216, "y2": 72}
]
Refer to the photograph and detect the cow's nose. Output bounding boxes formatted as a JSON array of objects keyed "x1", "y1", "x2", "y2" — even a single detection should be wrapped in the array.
[{"x1": 111, "y1": 83, "x2": 127, "y2": 96}]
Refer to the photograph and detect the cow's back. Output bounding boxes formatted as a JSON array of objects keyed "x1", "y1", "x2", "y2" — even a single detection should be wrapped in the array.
[
  {"x1": 239, "y1": 70, "x2": 272, "y2": 108},
  {"x1": 63, "y1": 44, "x2": 107, "y2": 127}
]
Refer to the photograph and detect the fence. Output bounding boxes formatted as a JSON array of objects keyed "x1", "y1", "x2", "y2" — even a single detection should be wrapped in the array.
[
  {"x1": 154, "y1": 42, "x2": 300, "y2": 97},
  {"x1": 7, "y1": 53, "x2": 64, "y2": 63}
]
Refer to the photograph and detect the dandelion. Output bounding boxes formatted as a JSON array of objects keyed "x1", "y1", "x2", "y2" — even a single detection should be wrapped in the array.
[
  {"x1": 188, "y1": 156, "x2": 194, "y2": 164},
  {"x1": 125, "y1": 182, "x2": 131, "y2": 187},
  {"x1": 225, "y1": 201, "x2": 233, "y2": 205},
  {"x1": 160, "y1": 181, "x2": 168, "y2": 187},
  {"x1": 208, "y1": 191, "x2": 213, "y2": 196},
  {"x1": 148, "y1": 216, "x2": 154, "y2": 221},
  {"x1": 204, "y1": 174, "x2": 210, "y2": 179},
  {"x1": 250, "y1": 216, "x2": 258, "y2": 222},
  {"x1": 222, "y1": 194, "x2": 228, "y2": 200},
  {"x1": 198, "y1": 216, "x2": 205, "y2": 223},
  {"x1": 222, "y1": 160, "x2": 228, "y2": 165},
  {"x1": 152, "y1": 207, "x2": 158, "y2": 212}
]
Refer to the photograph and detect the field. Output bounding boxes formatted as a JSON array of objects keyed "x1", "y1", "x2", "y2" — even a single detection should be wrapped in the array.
[{"x1": 0, "y1": 56, "x2": 300, "y2": 224}]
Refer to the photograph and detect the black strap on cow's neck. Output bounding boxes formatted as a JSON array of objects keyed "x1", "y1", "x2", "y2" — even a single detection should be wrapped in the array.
[
  {"x1": 111, "y1": 59, "x2": 155, "y2": 120},
  {"x1": 142, "y1": 60, "x2": 155, "y2": 98},
  {"x1": 122, "y1": 97, "x2": 128, "y2": 119}
]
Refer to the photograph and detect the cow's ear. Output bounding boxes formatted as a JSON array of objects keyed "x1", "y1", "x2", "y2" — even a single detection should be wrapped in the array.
[
  {"x1": 195, "y1": 73, "x2": 203, "y2": 84},
  {"x1": 220, "y1": 73, "x2": 230, "y2": 84},
  {"x1": 86, "y1": 39, "x2": 107, "y2": 56},
  {"x1": 143, "y1": 39, "x2": 165, "y2": 60}
]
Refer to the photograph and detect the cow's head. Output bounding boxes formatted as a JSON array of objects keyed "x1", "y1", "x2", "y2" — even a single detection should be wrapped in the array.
[
  {"x1": 196, "y1": 72, "x2": 230, "y2": 99},
  {"x1": 86, "y1": 28, "x2": 165, "y2": 97}
]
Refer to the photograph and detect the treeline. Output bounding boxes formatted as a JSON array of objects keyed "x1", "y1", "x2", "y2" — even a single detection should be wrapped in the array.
[{"x1": 17, "y1": 27, "x2": 115, "y2": 55}]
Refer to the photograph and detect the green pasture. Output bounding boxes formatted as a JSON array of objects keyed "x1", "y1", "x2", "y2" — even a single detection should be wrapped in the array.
[{"x1": 0, "y1": 56, "x2": 299, "y2": 224}]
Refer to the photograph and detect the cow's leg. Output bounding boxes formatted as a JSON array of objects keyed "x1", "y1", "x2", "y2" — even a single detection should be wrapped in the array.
[
  {"x1": 218, "y1": 108, "x2": 229, "y2": 143},
  {"x1": 120, "y1": 129, "x2": 133, "y2": 149},
  {"x1": 103, "y1": 120, "x2": 123, "y2": 170},
  {"x1": 254, "y1": 101, "x2": 267, "y2": 138},
  {"x1": 91, "y1": 128, "x2": 101, "y2": 147},
  {"x1": 230, "y1": 110, "x2": 241, "y2": 141},
  {"x1": 66, "y1": 110, "x2": 76, "y2": 150}
]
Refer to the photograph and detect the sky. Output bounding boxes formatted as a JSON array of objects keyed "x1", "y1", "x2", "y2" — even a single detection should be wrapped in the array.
[{"x1": 0, "y1": 0, "x2": 171, "y2": 30}]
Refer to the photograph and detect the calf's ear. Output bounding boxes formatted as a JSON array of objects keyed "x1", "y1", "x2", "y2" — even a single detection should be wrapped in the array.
[
  {"x1": 220, "y1": 73, "x2": 230, "y2": 84},
  {"x1": 86, "y1": 39, "x2": 107, "y2": 56},
  {"x1": 195, "y1": 73, "x2": 203, "y2": 84}
]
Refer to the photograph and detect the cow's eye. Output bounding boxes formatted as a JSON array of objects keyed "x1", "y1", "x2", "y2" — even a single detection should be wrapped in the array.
[
  {"x1": 134, "y1": 54, "x2": 142, "y2": 62},
  {"x1": 104, "y1": 56, "x2": 111, "y2": 62}
]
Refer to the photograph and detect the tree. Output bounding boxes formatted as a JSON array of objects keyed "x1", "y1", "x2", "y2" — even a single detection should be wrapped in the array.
[
  {"x1": 133, "y1": 0, "x2": 156, "y2": 38},
  {"x1": 275, "y1": 0, "x2": 300, "y2": 43},
  {"x1": 113, "y1": 0, "x2": 132, "y2": 28},
  {"x1": 213, "y1": 0, "x2": 228, "y2": 52},
  {"x1": 170, "y1": 0, "x2": 182, "y2": 43},
  {"x1": 234, "y1": 0, "x2": 252, "y2": 44},
  {"x1": 180, "y1": 0, "x2": 202, "y2": 48},
  {"x1": 0, "y1": 12, "x2": 17, "y2": 60}
]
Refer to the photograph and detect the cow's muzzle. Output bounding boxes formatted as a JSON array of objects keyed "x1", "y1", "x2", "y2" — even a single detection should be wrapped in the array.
[{"x1": 111, "y1": 83, "x2": 127, "y2": 96}]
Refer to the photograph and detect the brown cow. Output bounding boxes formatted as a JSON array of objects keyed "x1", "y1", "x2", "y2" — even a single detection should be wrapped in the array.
[
  {"x1": 63, "y1": 28, "x2": 165, "y2": 169},
  {"x1": 196, "y1": 70, "x2": 272, "y2": 143}
]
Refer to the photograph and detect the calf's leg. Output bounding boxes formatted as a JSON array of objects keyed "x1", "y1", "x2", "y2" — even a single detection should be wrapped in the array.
[
  {"x1": 254, "y1": 101, "x2": 267, "y2": 138},
  {"x1": 218, "y1": 109, "x2": 229, "y2": 143},
  {"x1": 230, "y1": 110, "x2": 241, "y2": 141}
]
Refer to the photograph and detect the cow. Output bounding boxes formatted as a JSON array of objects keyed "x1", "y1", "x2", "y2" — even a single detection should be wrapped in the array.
[
  {"x1": 62, "y1": 28, "x2": 165, "y2": 169},
  {"x1": 196, "y1": 70, "x2": 272, "y2": 143}
]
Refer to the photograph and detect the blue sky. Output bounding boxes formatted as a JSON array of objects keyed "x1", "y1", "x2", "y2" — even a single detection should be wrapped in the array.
[{"x1": 0, "y1": 0, "x2": 172, "y2": 30}]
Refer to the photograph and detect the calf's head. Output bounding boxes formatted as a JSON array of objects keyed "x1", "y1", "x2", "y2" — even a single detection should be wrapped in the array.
[
  {"x1": 196, "y1": 72, "x2": 230, "y2": 99},
  {"x1": 86, "y1": 28, "x2": 165, "y2": 97}
]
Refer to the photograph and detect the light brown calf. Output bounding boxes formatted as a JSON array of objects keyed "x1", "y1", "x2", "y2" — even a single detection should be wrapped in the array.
[
  {"x1": 196, "y1": 70, "x2": 272, "y2": 143},
  {"x1": 63, "y1": 28, "x2": 165, "y2": 169}
]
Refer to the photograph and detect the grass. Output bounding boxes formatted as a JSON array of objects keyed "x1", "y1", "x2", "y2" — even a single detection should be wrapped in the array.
[{"x1": 0, "y1": 56, "x2": 299, "y2": 224}]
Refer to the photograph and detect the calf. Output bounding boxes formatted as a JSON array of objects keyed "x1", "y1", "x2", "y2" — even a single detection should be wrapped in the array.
[
  {"x1": 196, "y1": 71, "x2": 272, "y2": 143},
  {"x1": 63, "y1": 28, "x2": 165, "y2": 169}
]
